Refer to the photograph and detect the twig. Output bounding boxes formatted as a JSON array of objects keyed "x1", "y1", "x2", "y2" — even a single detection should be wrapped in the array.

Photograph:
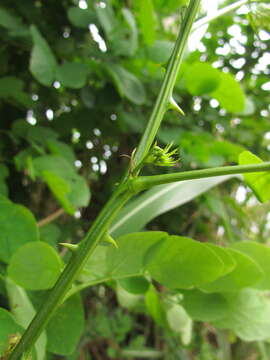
[{"x1": 37, "y1": 208, "x2": 65, "y2": 227}]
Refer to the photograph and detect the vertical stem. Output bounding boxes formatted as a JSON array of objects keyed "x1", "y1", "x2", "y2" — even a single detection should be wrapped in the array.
[
  {"x1": 257, "y1": 341, "x2": 268, "y2": 360},
  {"x1": 9, "y1": 2, "x2": 202, "y2": 358},
  {"x1": 9, "y1": 187, "x2": 131, "y2": 360},
  {"x1": 217, "y1": 330, "x2": 231, "y2": 360},
  {"x1": 133, "y1": 0, "x2": 201, "y2": 169}
]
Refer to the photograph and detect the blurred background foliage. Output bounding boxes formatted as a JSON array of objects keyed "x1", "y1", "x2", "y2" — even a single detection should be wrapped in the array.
[{"x1": 0, "y1": 0, "x2": 270, "y2": 358}]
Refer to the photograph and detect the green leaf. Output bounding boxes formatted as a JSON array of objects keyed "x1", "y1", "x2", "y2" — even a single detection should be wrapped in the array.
[
  {"x1": 5, "y1": 278, "x2": 47, "y2": 360},
  {"x1": 30, "y1": 25, "x2": 57, "y2": 86},
  {"x1": 56, "y1": 62, "x2": 90, "y2": 89},
  {"x1": 46, "y1": 294, "x2": 84, "y2": 355},
  {"x1": 137, "y1": 0, "x2": 156, "y2": 45},
  {"x1": 8, "y1": 242, "x2": 62, "y2": 290},
  {"x1": 107, "y1": 64, "x2": 146, "y2": 105},
  {"x1": 200, "y1": 248, "x2": 263, "y2": 293},
  {"x1": 107, "y1": 232, "x2": 167, "y2": 278},
  {"x1": 0, "y1": 77, "x2": 32, "y2": 107},
  {"x1": 238, "y1": 151, "x2": 270, "y2": 202},
  {"x1": 33, "y1": 155, "x2": 90, "y2": 214},
  {"x1": 47, "y1": 139, "x2": 76, "y2": 166},
  {"x1": 43, "y1": 171, "x2": 75, "y2": 214},
  {"x1": 121, "y1": 8, "x2": 138, "y2": 56},
  {"x1": 0, "y1": 7, "x2": 28, "y2": 36},
  {"x1": 204, "y1": 243, "x2": 236, "y2": 276},
  {"x1": 118, "y1": 276, "x2": 150, "y2": 294},
  {"x1": 111, "y1": 175, "x2": 236, "y2": 237},
  {"x1": 95, "y1": 1, "x2": 116, "y2": 36},
  {"x1": 79, "y1": 245, "x2": 108, "y2": 282},
  {"x1": 232, "y1": 241, "x2": 270, "y2": 290},
  {"x1": 145, "y1": 286, "x2": 167, "y2": 326},
  {"x1": 0, "y1": 196, "x2": 39, "y2": 263},
  {"x1": 12, "y1": 120, "x2": 58, "y2": 145},
  {"x1": 210, "y1": 72, "x2": 246, "y2": 113},
  {"x1": 40, "y1": 223, "x2": 61, "y2": 250},
  {"x1": 182, "y1": 289, "x2": 229, "y2": 322},
  {"x1": 249, "y1": 3, "x2": 270, "y2": 32},
  {"x1": 67, "y1": 7, "x2": 94, "y2": 28},
  {"x1": 0, "y1": 164, "x2": 9, "y2": 196},
  {"x1": 184, "y1": 62, "x2": 221, "y2": 96},
  {"x1": 166, "y1": 304, "x2": 192, "y2": 345},
  {"x1": 146, "y1": 236, "x2": 224, "y2": 289},
  {"x1": 147, "y1": 40, "x2": 174, "y2": 64},
  {"x1": 213, "y1": 289, "x2": 270, "y2": 341},
  {"x1": 116, "y1": 284, "x2": 143, "y2": 310},
  {"x1": 0, "y1": 308, "x2": 24, "y2": 356}
]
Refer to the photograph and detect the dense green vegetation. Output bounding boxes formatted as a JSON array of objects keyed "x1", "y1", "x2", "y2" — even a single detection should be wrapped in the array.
[{"x1": 0, "y1": 0, "x2": 270, "y2": 359}]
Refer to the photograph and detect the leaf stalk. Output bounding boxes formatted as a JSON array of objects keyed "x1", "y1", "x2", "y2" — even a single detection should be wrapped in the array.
[{"x1": 130, "y1": 162, "x2": 270, "y2": 192}]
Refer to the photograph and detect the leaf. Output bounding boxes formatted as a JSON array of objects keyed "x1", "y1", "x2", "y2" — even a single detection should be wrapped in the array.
[
  {"x1": 184, "y1": 62, "x2": 221, "y2": 95},
  {"x1": 40, "y1": 223, "x2": 61, "y2": 250},
  {"x1": 0, "y1": 196, "x2": 39, "y2": 263},
  {"x1": 5, "y1": 278, "x2": 47, "y2": 360},
  {"x1": 107, "y1": 232, "x2": 167, "y2": 278},
  {"x1": 137, "y1": 0, "x2": 156, "y2": 45},
  {"x1": 95, "y1": 1, "x2": 116, "y2": 36},
  {"x1": 210, "y1": 71, "x2": 246, "y2": 113},
  {"x1": 0, "y1": 164, "x2": 9, "y2": 196},
  {"x1": 238, "y1": 151, "x2": 270, "y2": 202},
  {"x1": 0, "y1": 76, "x2": 32, "y2": 107},
  {"x1": 8, "y1": 242, "x2": 62, "y2": 290},
  {"x1": 30, "y1": 25, "x2": 57, "y2": 86},
  {"x1": 118, "y1": 276, "x2": 150, "y2": 294},
  {"x1": 232, "y1": 241, "x2": 270, "y2": 290},
  {"x1": 78, "y1": 245, "x2": 108, "y2": 283},
  {"x1": 121, "y1": 8, "x2": 138, "y2": 56},
  {"x1": 249, "y1": 3, "x2": 270, "y2": 32},
  {"x1": 43, "y1": 171, "x2": 75, "y2": 214},
  {"x1": 47, "y1": 139, "x2": 76, "y2": 166},
  {"x1": 146, "y1": 236, "x2": 224, "y2": 289},
  {"x1": 213, "y1": 289, "x2": 270, "y2": 341},
  {"x1": 67, "y1": 7, "x2": 94, "y2": 28},
  {"x1": 46, "y1": 294, "x2": 84, "y2": 356},
  {"x1": 145, "y1": 286, "x2": 167, "y2": 326},
  {"x1": 0, "y1": 7, "x2": 28, "y2": 36},
  {"x1": 147, "y1": 40, "x2": 174, "y2": 64},
  {"x1": 33, "y1": 155, "x2": 90, "y2": 214},
  {"x1": 0, "y1": 308, "x2": 24, "y2": 356},
  {"x1": 56, "y1": 62, "x2": 90, "y2": 89},
  {"x1": 116, "y1": 284, "x2": 143, "y2": 310},
  {"x1": 200, "y1": 249, "x2": 263, "y2": 293},
  {"x1": 106, "y1": 64, "x2": 146, "y2": 105},
  {"x1": 166, "y1": 304, "x2": 192, "y2": 345},
  {"x1": 110, "y1": 175, "x2": 236, "y2": 238},
  {"x1": 204, "y1": 243, "x2": 236, "y2": 276},
  {"x1": 12, "y1": 120, "x2": 58, "y2": 145},
  {"x1": 182, "y1": 289, "x2": 229, "y2": 322}
]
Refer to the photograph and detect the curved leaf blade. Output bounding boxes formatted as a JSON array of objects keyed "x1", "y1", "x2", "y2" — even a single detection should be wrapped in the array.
[{"x1": 111, "y1": 175, "x2": 236, "y2": 237}]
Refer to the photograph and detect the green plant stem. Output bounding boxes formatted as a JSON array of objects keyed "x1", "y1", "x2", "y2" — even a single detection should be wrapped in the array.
[
  {"x1": 130, "y1": 162, "x2": 270, "y2": 192},
  {"x1": 257, "y1": 341, "x2": 268, "y2": 360},
  {"x1": 217, "y1": 330, "x2": 231, "y2": 360},
  {"x1": 133, "y1": 0, "x2": 201, "y2": 170},
  {"x1": 9, "y1": 2, "x2": 203, "y2": 358},
  {"x1": 9, "y1": 185, "x2": 131, "y2": 360}
]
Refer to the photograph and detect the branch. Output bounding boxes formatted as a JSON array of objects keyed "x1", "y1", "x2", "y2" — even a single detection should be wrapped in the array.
[
  {"x1": 37, "y1": 208, "x2": 65, "y2": 227},
  {"x1": 130, "y1": 162, "x2": 270, "y2": 192},
  {"x1": 132, "y1": 0, "x2": 201, "y2": 170},
  {"x1": 9, "y1": 3, "x2": 202, "y2": 358},
  {"x1": 193, "y1": 0, "x2": 248, "y2": 31}
]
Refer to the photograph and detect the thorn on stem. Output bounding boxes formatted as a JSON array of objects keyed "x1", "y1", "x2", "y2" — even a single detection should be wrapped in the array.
[{"x1": 169, "y1": 96, "x2": 185, "y2": 116}]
